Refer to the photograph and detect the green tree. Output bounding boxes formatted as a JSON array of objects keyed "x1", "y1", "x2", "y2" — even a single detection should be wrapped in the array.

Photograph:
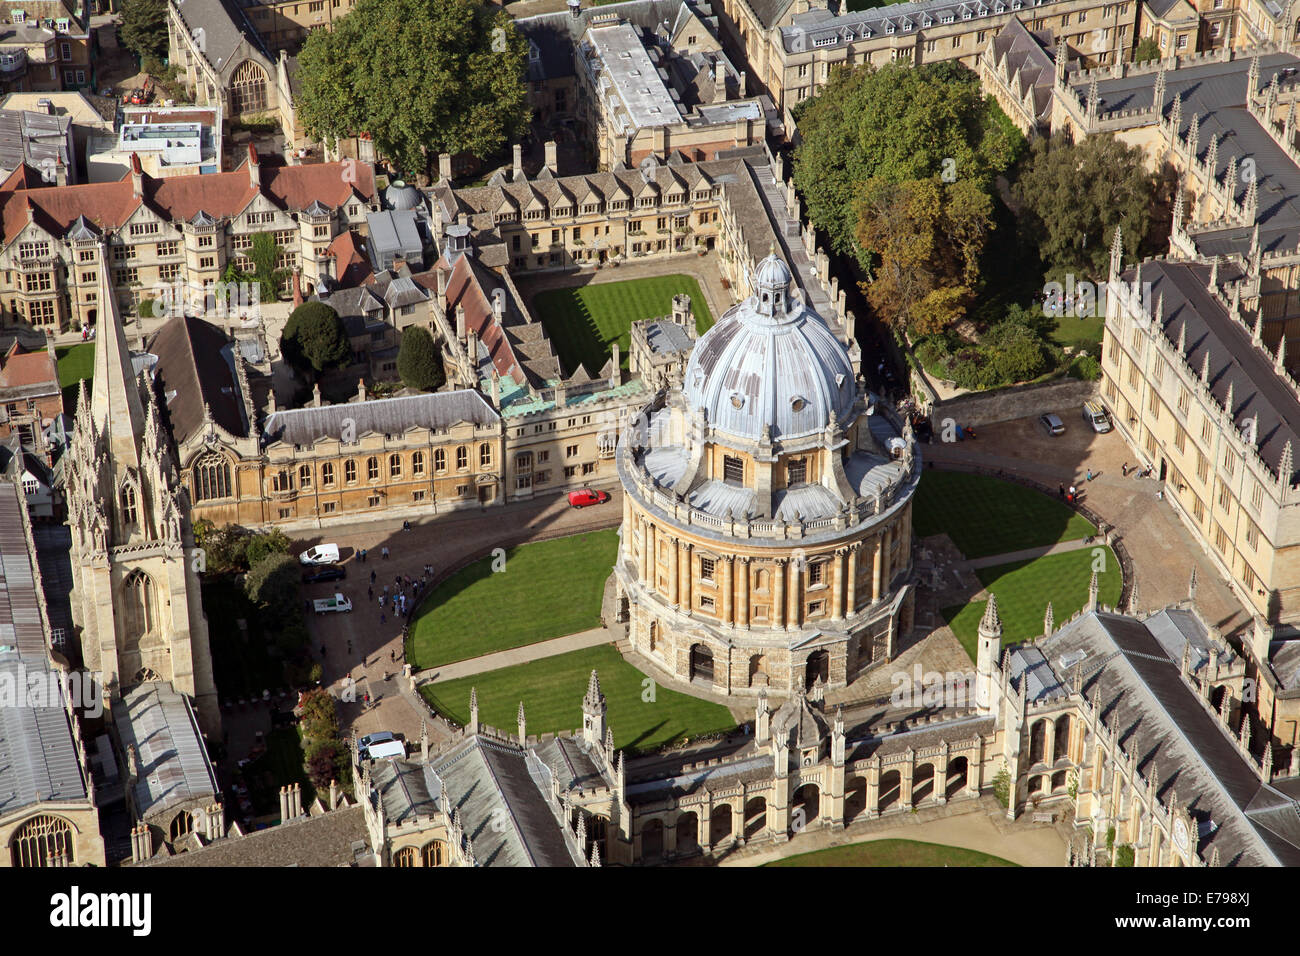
[
  {"x1": 249, "y1": 232, "x2": 287, "y2": 301},
  {"x1": 1132, "y1": 38, "x2": 1163, "y2": 63},
  {"x1": 295, "y1": 0, "x2": 530, "y2": 178},
  {"x1": 396, "y1": 326, "x2": 446, "y2": 391},
  {"x1": 244, "y1": 552, "x2": 301, "y2": 626},
  {"x1": 793, "y1": 61, "x2": 1023, "y2": 259},
  {"x1": 281, "y1": 302, "x2": 351, "y2": 381},
  {"x1": 1013, "y1": 135, "x2": 1155, "y2": 282},
  {"x1": 119, "y1": 0, "x2": 169, "y2": 63},
  {"x1": 245, "y1": 528, "x2": 292, "y2": 569}
]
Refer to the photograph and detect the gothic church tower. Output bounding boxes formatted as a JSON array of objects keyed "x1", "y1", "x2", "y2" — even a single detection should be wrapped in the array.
[{"x1": 64, "y1": 252, "x2": 220, "y2": 735}]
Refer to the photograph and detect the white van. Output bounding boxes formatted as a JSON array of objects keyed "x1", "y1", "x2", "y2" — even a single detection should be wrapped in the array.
[
  {"x1": 1082, "y1": 400, "x2": 1112, "y2": 434},
  {"x1": 300, "y1": 543, "x2": 341, "y2": 565},
  {"x1": 367, "y1": 739, "x2": 406, "y2": 760}
]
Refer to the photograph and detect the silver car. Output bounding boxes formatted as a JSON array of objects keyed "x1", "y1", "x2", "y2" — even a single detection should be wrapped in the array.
[{"x1": 1039, "y1": 413, "x2": 1065, "y2": 436}]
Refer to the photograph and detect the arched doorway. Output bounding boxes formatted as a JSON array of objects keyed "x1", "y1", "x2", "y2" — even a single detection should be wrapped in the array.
[
  {"x1": 845, "y1": 777, "x2": 867, "y2": 824},
  {"x1": 709, "y1": 804, "x2": 733, "y2": 844},
  {"x1": 946, "y1": 756, "x2": 968, "y2": 799},
  {"x1": 912, "y1": 764, "x2": 935, "y2": 806},
  {"x1": 879, "y1": 770, "x2": 901, "y2": 811},
  {"x1": 792, "y1": 784, "x2": 820, "y2": 834},
  {"x1": 640, "y1": 819, "x2": 664, "y2": 861},
  {"x1": 689, "y1": 644, "x2": 713, "y2": 685},
  {"x1": 744, "y1": 798, "x2": 767, "y2": 840},
  {"x1": 805, "y1": 650, "x2": 829, "y2": 690},
  {"x1": 677, "y1": 811, "x2": 700, "y2": 854}
]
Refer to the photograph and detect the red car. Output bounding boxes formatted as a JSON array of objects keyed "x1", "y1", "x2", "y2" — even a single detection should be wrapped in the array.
[{"x1": 567, "y1": 489, "x2": 610, "y2": 508}]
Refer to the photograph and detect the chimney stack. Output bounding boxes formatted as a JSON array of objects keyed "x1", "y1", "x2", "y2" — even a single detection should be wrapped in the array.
[
  {"x1": 248, "y1": 143, "x2": 260, "y2": 188},
  {"x1": 292, "y1": 269, "x2": 303, "y2": 307},
  {"x1": 130, "y1": 152, "x2": 143, "y2": 198},
  {"x1": 714, "y1": 60, "x2": 727, "y2": 103},
  {"x1": 567, "y1": 0, "x2": 581, "y2": 18},
  {"x1": 544, "y1": 140, "x2": 558, "y2": 174},
  {"x1": 513, "y1": 144, "x2": 524, "y2": 181},
  {"x1": 438, "y1": 152, "x2": 452, "y2": 182}
]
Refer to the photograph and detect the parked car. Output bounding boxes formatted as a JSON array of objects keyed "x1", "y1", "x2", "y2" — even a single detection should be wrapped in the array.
[
  {"x1": 567, "y1": 488, "x2": 610, "y2": 508},
  {"x1": 1082, "y1": 400, "x2": 1113, "y2": 434},
  {"x1": 302, "y1": 564, "x2": 346, "y2": 584},
  {"x1": 300, "y1": 543, "x2": 341, "y2": 565},
  {"x1": 312, "y1": 593, "x2": 352, "y2": 614},
  {"x1": 1039, "y1": 413, "x2": 1065, "y2": 437},
  {"x1": 358, "y1": 731, "x2": 396, "y2": 760}
]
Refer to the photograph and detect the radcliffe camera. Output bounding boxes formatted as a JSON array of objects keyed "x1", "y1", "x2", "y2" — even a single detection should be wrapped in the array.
[{"x1": 0, "y1": 0, "x2": 1295, "y2": 916}]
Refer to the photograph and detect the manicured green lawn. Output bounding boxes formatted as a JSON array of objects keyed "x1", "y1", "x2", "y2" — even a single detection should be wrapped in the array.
[
  {"x1": 943, "y1": 547, "x2": 1123, "y2": 660},
  {"x1": 913, "y1": 470, "x2": 1095, "y2": 559},
  {"x1": 408, "y1": 530, "x2": 619, "y2": 669},
  {"x1": 55, "y1": 342, "x2": 94, "y2": 412},
  {"x1": 533, "y1": 275, "x2": 714, "y2": 378},
  {"x1": 1050, "y1": 312, "x2": 1106, "y2": 351},
  {"x1": 765, "y1": 838, "x2": 1017, "y2": 867},
  {"x1": 420, "y1": 644, "x2": 736, "y2": 755}
]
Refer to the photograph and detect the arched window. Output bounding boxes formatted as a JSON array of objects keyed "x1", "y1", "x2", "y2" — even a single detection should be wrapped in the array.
[
  {"x1": 122, "y1": 569, "x2": 156, "y2": 642},
  {"x1": 412, "y1": 451, "x2": 425, "y2": 476},
  {"x1": 456, "y1": 447, "x2": 468, "y2": 470},
  {"x1": 298, "y1": 464, "x2": 312, "y2": 488},
  {"x1": 367, "y1": 456, "x2": 379, "y2": 481},
  {"x1": 229, "y1": 59, "x2": 269, "y2": 115},
  {"x1": 120, "y1": 482, "x2": 138, "y2": 524},
  {"x1": 422, "y1": 840, "x2": 447, "y2": 867},
  {"x1": 170, "y1": 810, "x2": 192, "y2": 843},
  {"x1": 321, "y1": 462, "x2": 335, "y2": 486},
  {"x1": 9, "y1": 815, "x2": 74, "y2": 867},
  {"x1": 192, "y1": 451, "x2": 231, "y2": 502},
  {"x1": 392, "y1": 846, "x2": 417, "y2": 867},
  {"x1": 434, "y1": 449, "x2": 446, "y2": 472},
  {"x1": 345, "y1": 459, "x2": 357, "y2": 483},
  {"x1": 479, "y1": 443, "x2": 492, "y2": 468},
  {"x1": 389, "y1": 453, "x2": 402, "y2": 478}
]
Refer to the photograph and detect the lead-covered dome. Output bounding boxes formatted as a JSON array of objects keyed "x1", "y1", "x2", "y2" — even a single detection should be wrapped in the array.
[{"x1": 682, "y1": 254, "x2": 857, "y2": 441}]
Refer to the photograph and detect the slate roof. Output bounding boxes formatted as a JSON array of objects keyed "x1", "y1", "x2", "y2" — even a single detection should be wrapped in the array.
[
  {"x1": 262, "y1": 389, "x2": 499, "y2": 447},
  {"x1": 1122, "y1": 259, "x2": 1300, "y2": 483},
  {"x1": 783, "y1": 0, "x2": 1038, "y2": 53},
  {"x1": 148, "y1": 314, "x2": 249, "y2": 446},
  {"x1": 172, "y1": 0, "x2": 271, "y2": 76},
  {"x1": 113, "y1": 681, "x2": 220, "y2": 822},
  {"x1": 1038, "y1": 610, "x2": 1300, "y2": 866},
  {"x1": 985, "y1": 18, "x2": 1061, "y2": 128},
  {"x1": 534, "y1": 735, "x2": 611, "y2": 791},
  {"x1": 144, "y1": 805, "x2": 372, "y2": 867}
]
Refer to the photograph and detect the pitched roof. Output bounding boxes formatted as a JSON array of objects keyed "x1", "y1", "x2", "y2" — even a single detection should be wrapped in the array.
[
  {"x1": 113, "y1": 681, "x2": 221, "y2": 822},
  {"x1": 0, "y1": 339, "x2": 58, "y2": 393},
  {"x1": 328, "y1": 230, "x2": 374, "y2": 288},
  {"x1": 148, "y1": 314, "x2": 249, "y2": 446},
  {"x1": 262, "y1": 389, "x2": 499, "y2": 447}
]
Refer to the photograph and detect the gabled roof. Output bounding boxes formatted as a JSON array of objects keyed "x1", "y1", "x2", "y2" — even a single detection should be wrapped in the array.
[
  {"x1": 113, "y1": 681, "x2": 221, "y2": 822},
  {"x1": 148, "y1": 314, "x2": 249, "y2": 447},
  {"x1": 262, "y1": 389, "x2": 499, "y2": 447}
]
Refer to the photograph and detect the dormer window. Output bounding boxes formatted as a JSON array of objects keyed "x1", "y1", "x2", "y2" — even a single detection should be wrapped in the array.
[{"x1": 791, "y1": 397, "x2": 807, "y2": 412}]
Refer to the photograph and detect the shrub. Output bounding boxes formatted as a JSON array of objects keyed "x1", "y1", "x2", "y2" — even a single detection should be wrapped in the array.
[
  {"x1": 1114, "y1": 844, "x2": 1136, "y2": 867},
  {"x1": 281, "y1": 302, "x2": 350, "y2": 380},
  {"x1": 397, "y1": 326, "x2": 446, "y2": 392},
  {"x1": 993, "y1": 766, "x2": 1011, "y2": 808}
]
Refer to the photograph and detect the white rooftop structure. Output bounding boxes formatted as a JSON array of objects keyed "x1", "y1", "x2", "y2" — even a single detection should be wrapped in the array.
[{"x1": 587, "y1": 22, "x2": 680, "y2": 130}]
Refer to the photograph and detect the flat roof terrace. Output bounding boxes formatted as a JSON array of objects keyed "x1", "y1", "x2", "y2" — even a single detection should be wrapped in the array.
[{"x1": 588, "y1": 22, "x2": 680, "y2": 129}]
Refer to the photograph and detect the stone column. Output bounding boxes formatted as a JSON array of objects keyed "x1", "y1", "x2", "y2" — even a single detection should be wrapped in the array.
[
  {"x1": 1045, "y1": 718, "x2": 1057, "y2": 765},
  {"x1": 774, "y1": 560, "x2": 786, "y2": 627},
  {"x1": 681, "y1": 542, "x2": 693, "y2": 612},
  {"x1": 846, "y1": 545, "x2": 858, "y2": 616},
  {"x1": 787, "y1": 559, "x2": 801, "y2": 627},
  {"x1": 866, "y1": 757, "x2": 881, "y2": 818},
  {"x1": 830, "y1": 548, "x2": 845, "y2": 620},
  {"x1": 738, "y1": 557, "x2": 751, "y2": 628},
  {"x1": 638, "y1": 518, "x2": 649, "y2": 581},
  {"x1": 721, "y1": 556, "x2": 734, "y2": 625},
  {"x1": 881, "y1": 525, "x2": 893, "y2": 596},
  {"x1": 669, "y1": 535, "x2": 679, "y2": 607},
  {"x1": 872, "y1": 533, "x2": 884, "y2": 602}
]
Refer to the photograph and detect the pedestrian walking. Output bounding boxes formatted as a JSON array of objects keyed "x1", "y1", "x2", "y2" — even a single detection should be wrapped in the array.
[
  {"x1": 383, "y1": 584, "x2": 389, "y2": 595},
  {"x1": 382, "y1": 546, "x2": 390, "y2": 559},
  {"x1": 380, "y1": 612, "x2": 386, "y2": 625},
  {"x1": 390, "y1": 649, "x2": 397, "y2": 663},
  {"x1": 370, "y1": 570, "x2": 376, "y2": 585},
  {"x1": 1058, "y1": 483, "x2": 1065, "y2": 499},
  {"x1": 360, "y1": 549, "x2": 367, "y2": 563},
  {"x1": 378, "y1": 594, "x2": 385, "y2": 609},
  {"x1": 1085, "y1": 469, "x2": 1093, "y2": 482},
  {"x1": 1121, "y1": 462, "x2": 1129, "y2": 477}
]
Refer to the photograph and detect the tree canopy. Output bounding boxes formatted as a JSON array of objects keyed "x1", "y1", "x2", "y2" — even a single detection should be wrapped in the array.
[
  {"x1": 244, "y1": 552, "x2": 301, "y2": 630},
  {"x1": 397, "y1": 326, "x2": 446, "y2": 392},
  {"x1": 793, "y1": 61, "x2": 1022, "y2": 258},
  {"x1": 119, "y1": 0, "x2": 169, "y2": 63},
  {"x1": 295, "y1": 0, "x2": 530, "y2": 178},
  {"x1": 1012, "y1": 134, "x2": 1155, "y2": 282},
  {"x1": 281, "y1": 302, "x2": 351, "y2": 381}
]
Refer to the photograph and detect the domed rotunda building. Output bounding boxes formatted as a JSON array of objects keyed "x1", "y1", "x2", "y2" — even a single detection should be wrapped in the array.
[{"x1": 612, "y1": 254, "x2": 920, "y2": 698}]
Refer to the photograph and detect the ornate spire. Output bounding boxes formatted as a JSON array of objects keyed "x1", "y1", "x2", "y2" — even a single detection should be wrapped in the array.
[
  {"x1": 1187, "y1": 111, "x2": 1199, "y2": 156},
  {"x1": 1254, "y1": 309, "x2": 1265, "y2": 345},
  {"x1": 1225, "y1": 380, "x2": 1235, "y2": 420},
  {"x1": 1088, "y1": 570, "x2": 1100, "y2": 611},
  {"x1": 1208, "y1": 256, "x2": 1219, "y2": 292},
  {"x1": 1153, "y1": 66, "x2": 1166, "y2": 113},
  {"x1": 1245, "y1": 177, "x2": 1259, "y2": 222},
  {"x1": 1205, "y1": 132, "x2": 1219, "y2": 179},
  {"x1": 584, "y1": 669, "x2": 603, "y2": 708},
  {"x1": 1044, "y1": 601, "x2": 1055, "y2": 637},
  {"x1": 89, "y1": 249, "x2": 146, "y2": 467},
  {"x1": 1225, "y1": 154, "x2": 1239, "y2": 200},
  {"x1": 1086, "y1": 76, "x2": 1099, "y2": 123},
  {"x1": 1177, "y1": 320, "x2": 1187, "y2": 356},
  {"x1": 1109, "y1": 224, "x2": 1123, "y2": 278},
  {"x1": 1170, "y1": 90, "x2": 1182, "y2": 133},
  {"x1": 1280, "y1": 440, "x2": 1294, "y2": 488},
  {"x1": 1277, "y1": 335, "x2": 1288, "y2": 372},
  {"x1": 1188, "y1": 564, "x2": 1198, "y2": 602},
  {"x1": 1201, "y1": 346, "x2": 1212, "y2": 383},
  {"x1": 979, "y1": 593, "x2": 1002, "y2": 639},
  {"x1": 1173, "y1": 183, "x2": 1185, "y2": 229},
  {"x1": 1249, "y1": 54, "x2": 1261, "y2": 96}
]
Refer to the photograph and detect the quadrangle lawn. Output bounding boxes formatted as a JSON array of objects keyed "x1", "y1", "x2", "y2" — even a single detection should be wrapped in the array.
[
  {"x1": 765, "y1": 838, "x2": 1016, "y2": 867},
  {"x1": 420, "y1": 644, "x2": 736, "y2": 755},
  {"x1": 532, "y1": 274, "x2": 714, "y2": 378},
  {"x1": 55, "y1": 342, "x2": 95, "y2": 411},
  {"x1": 943, "y1": 547, "x2": 1123, "y2": 661},
  {"x1": 408, "y1": 530, "x2": 619, "y2": 670},
  {"x1": 913, "y1": 470, "x2": 1095, "y2": 559}
]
